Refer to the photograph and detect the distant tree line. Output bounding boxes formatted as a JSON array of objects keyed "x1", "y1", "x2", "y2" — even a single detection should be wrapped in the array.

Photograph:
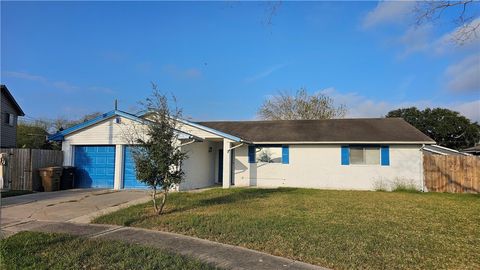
[
  {"x1": 17, "y1": 112, "x2": 103, "y2": 149},
  {"x1": 386, "y1": 107, "x2": 480, "y2": 150},
  {"x1": 258, "y1": 89, "x2": 479, "y2": 150}
]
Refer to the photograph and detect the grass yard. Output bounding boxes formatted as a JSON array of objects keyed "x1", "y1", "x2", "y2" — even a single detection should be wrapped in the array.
[
  {"x1": 0, "y1": 231, "x2": 218, "y2": 270},
  {"x1": 1, "y1": 190, "x2": 33, "y2": 198},
  {"x1": 94, "y1": 188, "x2": 480, "y2": 270}
]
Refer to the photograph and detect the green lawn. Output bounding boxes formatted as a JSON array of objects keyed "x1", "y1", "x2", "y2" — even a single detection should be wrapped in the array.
[
  {"x1": 94, "y1": 188, "x2": 480, "y2": 270},
  {"x1": 0, "y1": 231, "x2": 218, "y2": 270},
  {"x1": 1, "y1": 190, "x2": 33, "y2": 198}
]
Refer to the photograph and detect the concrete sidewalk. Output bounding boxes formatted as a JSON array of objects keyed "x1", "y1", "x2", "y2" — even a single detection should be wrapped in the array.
[{"x1": 2, "y1": 220, "x2": 328, "y2": 270}]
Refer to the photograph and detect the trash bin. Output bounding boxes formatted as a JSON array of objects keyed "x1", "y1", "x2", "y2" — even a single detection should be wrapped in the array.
[
  {"x1": 38, "y1": 167, "x2": 63, "y2": 192},
  {"x1": 60, "y1": 166, "x2": 75, "y2": 190}
]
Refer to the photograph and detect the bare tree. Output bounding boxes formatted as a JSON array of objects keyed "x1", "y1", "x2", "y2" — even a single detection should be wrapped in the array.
[
  {"x1": 415, "y1": 1, "x2": 480, "y2": 44},
  {"x1": 258, "y1": 88, "x2": 346, "y2": 120}
]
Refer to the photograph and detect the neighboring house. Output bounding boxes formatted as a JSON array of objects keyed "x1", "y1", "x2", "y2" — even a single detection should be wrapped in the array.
[
  {"x1": 422, "y1": 145, "x2": 471, "y2": 156},
  {"x1": 49, "y1": 110, "x2": 435, "y2": 191},
  {"x1": 1, "y1": 85, "x2": 25, "y2": 148},
  {"x1": 462, "y1": 145, "x2": 480, "y2": 156}
]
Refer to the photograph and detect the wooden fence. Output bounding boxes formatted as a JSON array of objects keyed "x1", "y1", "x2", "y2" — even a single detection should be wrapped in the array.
[
  {"x1": 423, "y1": 154, "x2": 479, "y2": 193},
  {"x1": 1, "y1": 148, "x2": 63, "y2": 191}
]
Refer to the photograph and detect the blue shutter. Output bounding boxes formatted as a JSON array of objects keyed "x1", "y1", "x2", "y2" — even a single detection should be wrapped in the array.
[
  {"x1": 282, "y1": 145, "x2": 289, "y2": 164},
  {"x1": 248, "y1": 145, "x2": 255, "y2": 163},
  {"x1": 341, "y1": 146, "x2": 349, "y2": 165},
  {"x1": 381, "y1": 145, "x2": 390, "y2": 166}
]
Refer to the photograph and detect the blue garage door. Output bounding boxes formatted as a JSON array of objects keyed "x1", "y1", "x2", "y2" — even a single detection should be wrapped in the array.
[
  {"x1": 74, "y1": 146, "x2": 115, "y2": 188},
  {"x1": 123, "y1": 146, "x2": 148, "y2": 189}
]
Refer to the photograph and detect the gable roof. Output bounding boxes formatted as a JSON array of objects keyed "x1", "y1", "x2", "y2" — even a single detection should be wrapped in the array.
[
  {"x1": 49, "y1": 110, "x2": 142, "y2": 141},
  {"x1": 48, "y1": 110, "x2": 204, "y2": 142},
  {"x1": 136, "y1": 110, "x2": 244, "y2": 142},
  {"x1": 1, "y1": 85, "x2": 25, "y2": 116},
  {"x1": 196, "y1": 118, "x2": 435, "y2": 144}
]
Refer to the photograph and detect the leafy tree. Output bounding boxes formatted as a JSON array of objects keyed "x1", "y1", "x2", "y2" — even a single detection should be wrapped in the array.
[
  {"x1": 386, "y1": 107, "x2": 480, "y2": 150},
  {"x1": 258, "y1": 88, "x2": 346, "y2": 120},
  {"x1": 53, "y1": 112, "x2": 103, "y2": 132},
  {"x1": 17, "y1": 122, "x2": 49, "y2": 149},
  {"x1": 124, "y1": 85, "x2": 187, "y2": 215}
]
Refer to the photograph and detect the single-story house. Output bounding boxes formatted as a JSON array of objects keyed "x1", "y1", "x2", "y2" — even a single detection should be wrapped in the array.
[
  {"x1": 421, "y1": 144, "x2": 471, "y2": 156},
  {"x1": 49, "y1": 110, "x2": 435, "y2": 191},
  {"x1": 462, "y1": 145, "x2": 480, "y2": 156}
]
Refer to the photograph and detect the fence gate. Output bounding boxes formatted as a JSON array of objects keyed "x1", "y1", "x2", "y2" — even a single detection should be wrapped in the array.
[
  {"x1": 1, "y1": 148, "x2": 63, "y2": 191},
  {"x1": 423, "y1": 154, "x2": 479, "y2": 193}
]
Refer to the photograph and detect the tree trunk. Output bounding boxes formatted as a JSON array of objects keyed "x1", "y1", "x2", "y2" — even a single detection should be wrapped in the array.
[
  {"x1": 157, "y1": 189, "x2": 168, "y2": 215},
  {"x1": 152, "y1": 186, "x2": 159, "y2": 213}
]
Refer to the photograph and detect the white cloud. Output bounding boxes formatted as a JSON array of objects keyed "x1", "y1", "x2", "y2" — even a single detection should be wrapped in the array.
[
  {"x1": 52, "y1": 81, "x2": 79, "y2": 92},
  {"x1": 362, "y1": 0, "x2": 415, "y2": 28},
  {"x1": 452, "y1": 100, "x2": 480, "y2": 123},
  {"x1": 445, "y1": 54, "x2": 480, "y2": 93},
  {"x1": 433, "y1": 17, "x2": 480, "y2": 54},
  {"x1": 320, "y1": 87, "x2": 480, "y2": 122},
  {"x1": 244, "y1": 64, "x2": 287, "y2": 83},
  {"x1": 4, "y1": 70, "x2": 114, "y2": 94},
  {"x1": 4, "y1": 71, "x2": 48, "y2": 83},
  {"x1": 161, "y1": 65, "x2": 202, "y2": 80},
  {"x1": 398, "y1": 24, "x2": 433, "y2": 57}
]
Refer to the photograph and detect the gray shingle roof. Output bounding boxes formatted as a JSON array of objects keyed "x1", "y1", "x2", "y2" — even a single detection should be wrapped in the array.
[{"x1": 196, "y1": 118, "x2": 435, "y2": 143}]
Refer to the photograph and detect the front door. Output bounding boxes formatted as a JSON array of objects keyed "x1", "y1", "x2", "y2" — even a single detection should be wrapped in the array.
[{"x1": 218, "y1": 149, "x2": 223, "y2": 183}]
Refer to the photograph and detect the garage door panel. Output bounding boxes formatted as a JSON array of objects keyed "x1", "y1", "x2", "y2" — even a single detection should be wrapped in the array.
[
  {"x1": 74, "y1": 145, "x2": 115, "y2": 188},
  {"x1": 123, "y1": 146, "x2": 148, "y2": 189}
]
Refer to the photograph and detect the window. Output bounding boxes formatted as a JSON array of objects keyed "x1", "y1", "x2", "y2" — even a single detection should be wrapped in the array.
[
  {"x1": 4, "y1": 113, "x2": 14, "y2": 126},
  {"x1": 248, "y1": 145, "x2": 289, "y2": 164},
  {"x1": 349, "y1": 146, "x2": 380, "y2": 165},
  {"x1": 255, "y1": 146, "x2": 282, "y2": 163}
]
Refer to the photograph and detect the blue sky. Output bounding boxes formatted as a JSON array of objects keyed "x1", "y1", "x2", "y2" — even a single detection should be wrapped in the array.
[{"x1": 1, "y1": 1, "x2": 479, "y2": 122}]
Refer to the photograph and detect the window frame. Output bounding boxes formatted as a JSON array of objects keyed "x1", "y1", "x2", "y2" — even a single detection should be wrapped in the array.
[
  {"x1": 348, "y1": 145, "x2": 381, "y2": 165},
  {"x1": 255, "y1": 145, "x2": 283, "y2": 164},
  {"x1": 249, "y1": 144, "x2": 289, "y2": 164},
  {"x1": 4, "y1": 113, "x2": 14, "y2": 126}
]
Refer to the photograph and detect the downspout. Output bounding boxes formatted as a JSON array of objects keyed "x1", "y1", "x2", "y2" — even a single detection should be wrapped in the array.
[
  {"x1": 180, "y1": 139, "x2": 197, "y2": 147},
  {"x1": 420, "y1": 144, "x2": 426, "y2": 192}
]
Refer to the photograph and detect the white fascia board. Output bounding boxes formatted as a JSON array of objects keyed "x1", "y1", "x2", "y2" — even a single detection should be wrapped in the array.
[
  {"x1": 250, "y1": 141, "x2": 436, "y2": 145},
  {"x1": 176, "y1": 118, "x2": 244, "y2": 142}
]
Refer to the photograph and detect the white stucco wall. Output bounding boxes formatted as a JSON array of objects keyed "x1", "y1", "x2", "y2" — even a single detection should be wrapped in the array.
[
  {"x1": 233, "y1": 144, "x2": 424, "y2": 190},
  {"x1": 180, "y1": 141, "x2": 217, "y2": 190}
]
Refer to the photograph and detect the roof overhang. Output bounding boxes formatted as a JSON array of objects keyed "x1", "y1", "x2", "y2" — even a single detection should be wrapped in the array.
[
  {"x1": 49, "y1": 110, "x2": 202, "y2": 142},
  {"x1": 1, "y1": 85, "x2": 25, "y2": 116},
  {"x1": 136, "y1": 110, "x2": 246, "y2": 143},
  {"x1": 250, "y1": 141, "x2": 436, "y2": 145},
  {"x1": 48, "y1": 110, "x2": 144, "y2": 141}
]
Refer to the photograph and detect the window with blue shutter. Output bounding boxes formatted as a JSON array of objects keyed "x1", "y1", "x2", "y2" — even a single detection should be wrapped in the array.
[
  {"x1": 381, "y1": 145, "x2": 390, "y2": 166},
  {"x1": 341, "y1": 146, "x2": 350, "y2": 165},
  {"x1": 282, "y1": 145, "x2": 289, "y2": 164},
  {"x1": 248, "y1": 145, "x2": 255, "y2": 163}
]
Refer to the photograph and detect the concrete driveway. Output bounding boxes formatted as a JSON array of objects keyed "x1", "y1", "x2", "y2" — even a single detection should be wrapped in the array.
[{"x1": 1, "y1": 189, "x2": 150, "y2": 227}]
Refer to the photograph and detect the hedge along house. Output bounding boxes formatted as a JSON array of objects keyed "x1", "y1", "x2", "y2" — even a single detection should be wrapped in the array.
[{"x1": 50, "y1": 110, "x2": 435, "y2": 191}]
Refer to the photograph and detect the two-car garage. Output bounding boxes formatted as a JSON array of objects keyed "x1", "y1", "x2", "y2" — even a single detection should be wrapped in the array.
[{"x1": 50, "y1": 110, "x2": 212, "y2": 191}]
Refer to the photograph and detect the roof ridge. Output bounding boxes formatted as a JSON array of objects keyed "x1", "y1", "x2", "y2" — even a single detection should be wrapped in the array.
[{"x1": 197, "y1": 118, "x2": 401, "y2": 123}]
